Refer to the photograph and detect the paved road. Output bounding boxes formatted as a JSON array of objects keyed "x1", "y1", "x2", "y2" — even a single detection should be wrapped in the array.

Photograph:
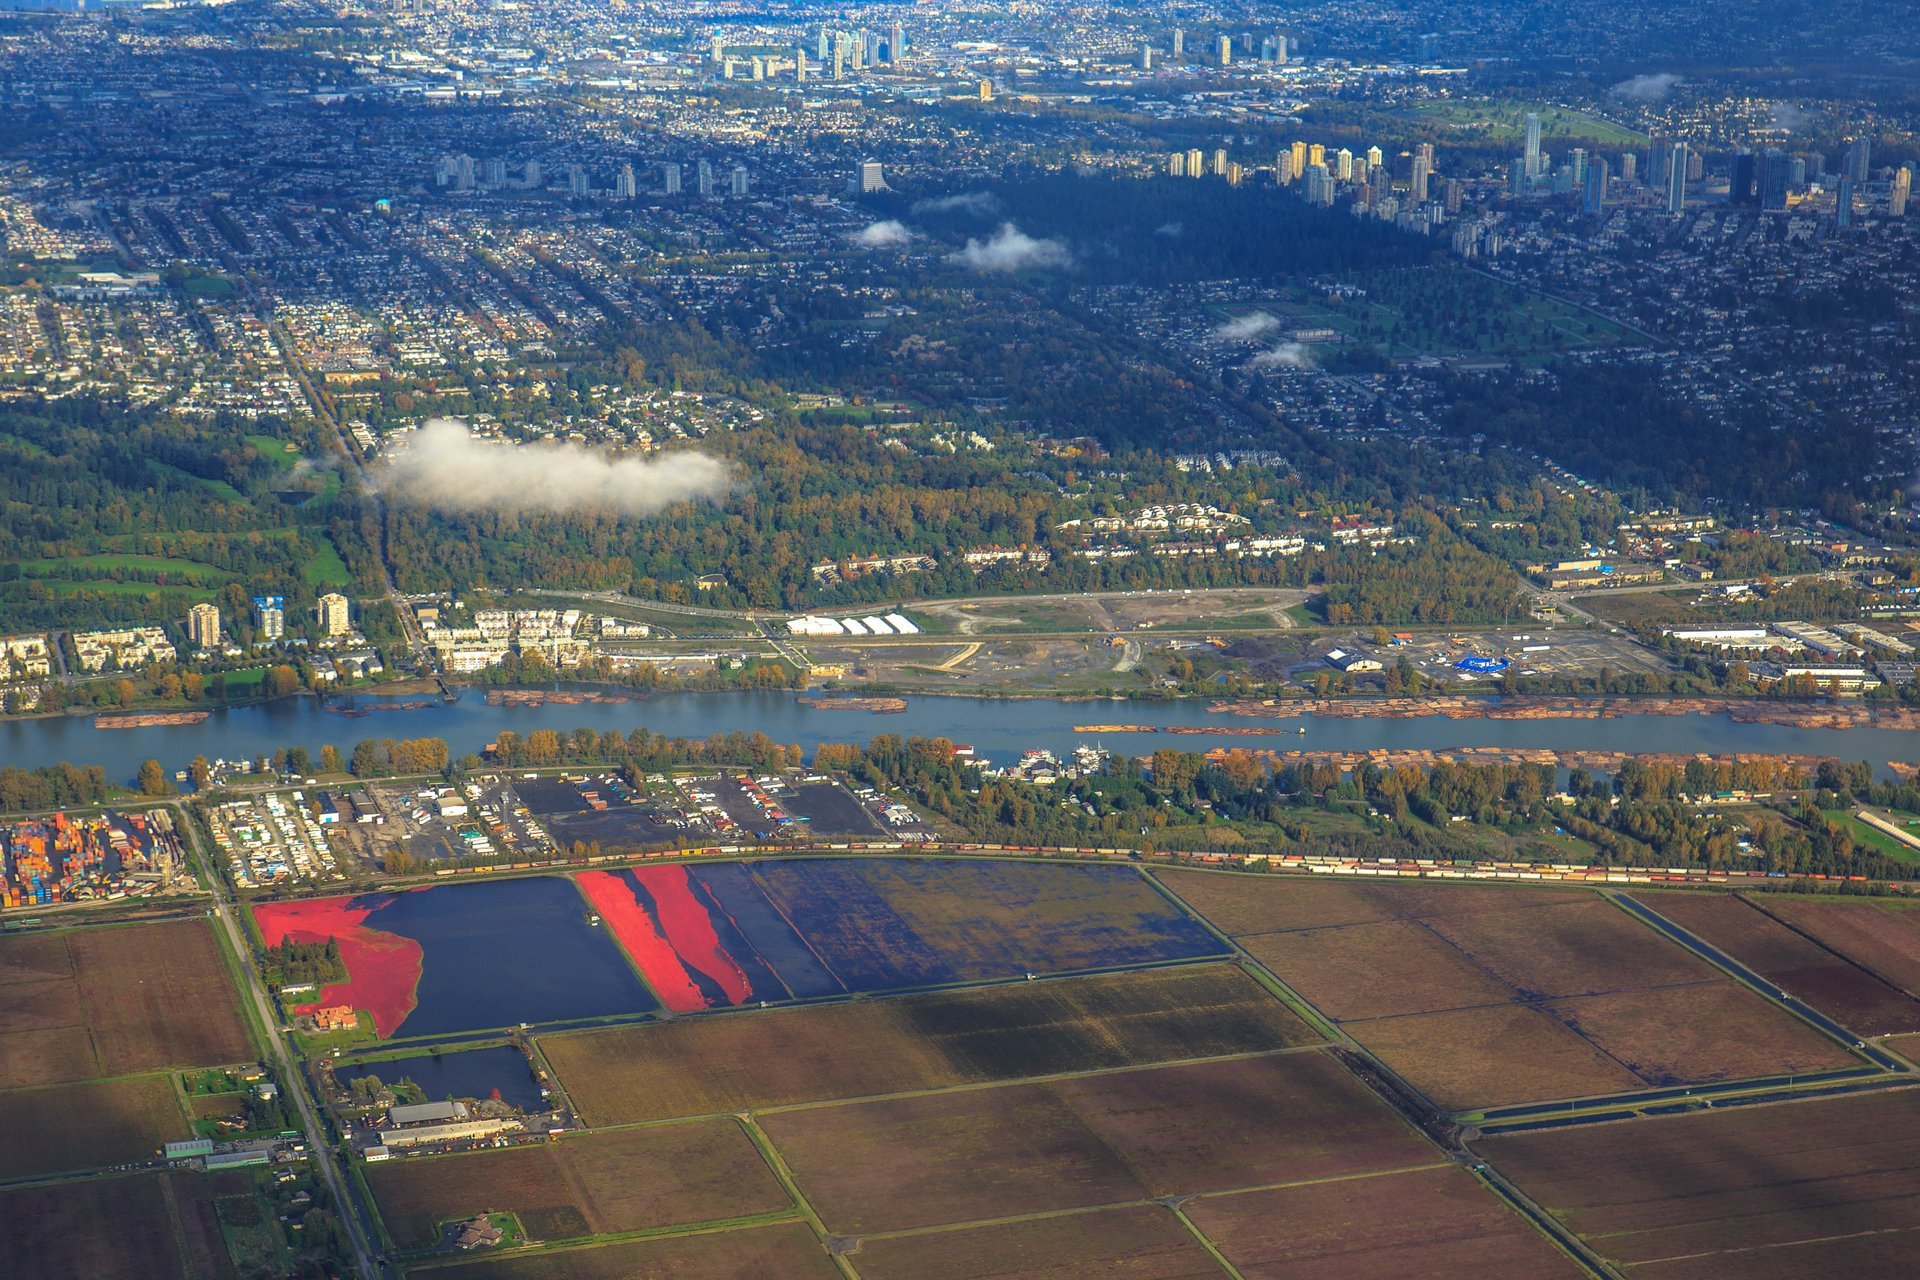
[{"x1": 172, "y1": 802, "x2": 390, "y2": 1280}]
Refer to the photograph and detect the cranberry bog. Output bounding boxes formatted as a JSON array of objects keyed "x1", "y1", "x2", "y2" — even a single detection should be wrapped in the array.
[
  {"x1": 540, "y1": 962, "x2": 1320, "y2": 1125},
  {"x1": 576, "y1": 857, "x2": 1226, "y2": 1013},
  {"x1": 1478, "y1": 1088, "x2": 1920, "y2": 1279}
]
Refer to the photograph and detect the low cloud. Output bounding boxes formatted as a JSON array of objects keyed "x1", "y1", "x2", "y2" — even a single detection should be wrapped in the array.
[
  {"x1": 911, "y1": 191, "x2": 1003, "y2": 217},
  {"x1": 1214, "y1": 311, "x2": 1279, "y2": 341},
  {"x1": 1154, "y1": 221, "x2": 1184, "y2": 237},
  {"x1": 378, "y1": 419, "x2": 730, "y2": 516},
  {"x1": 1248, "y1": 342, "x2": 1312, "y2": 370},
  {"x1": 853, "y1": 219, "x2": 912, "y2": 247},
  {"x1": 1612, "y1": 72, "x2": 1682, "y2": 102},
  {"x1": 951, "y1": 222, "x2": 1072, "y2": 273}
]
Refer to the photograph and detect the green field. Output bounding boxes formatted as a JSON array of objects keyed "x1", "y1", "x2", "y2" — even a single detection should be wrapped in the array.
[
  {"x1": 19, "y1": 553, "x2": 233, "y2": 585},
  {"x1": 1409, "y1": 99, "x2": 1647, "y2": 147},
  {"x1": 305, "y1": 536, "x2": 351, "y2": 588},
  {"x1": 248, "y1": 435, "x2": 302, "y2": 468},
  {"x1": 1822, "y1": 809, "x2": 1920, "y2": 865}
]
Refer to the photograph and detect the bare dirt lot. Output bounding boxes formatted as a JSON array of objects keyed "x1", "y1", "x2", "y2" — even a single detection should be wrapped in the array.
[
  {"x1": 3, "y1": 1172, "x2": 231, "y2": 1280},
  {"x1": 0, "y1": 1075, "x2": 189, "y2": 1179},
  {"x1": 403, "y1": 1221, "x2": 842, "y2": 1280}
]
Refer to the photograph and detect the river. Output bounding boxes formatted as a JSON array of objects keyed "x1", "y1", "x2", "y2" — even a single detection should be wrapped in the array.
[{"x1": 1, "y1": 690, "x2": 1914, "y2": 783}]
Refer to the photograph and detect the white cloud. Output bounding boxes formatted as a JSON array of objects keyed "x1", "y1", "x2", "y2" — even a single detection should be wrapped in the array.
[
  {"x1": 911, "y1": 191, "x2": 1003, "y2": 216},
  {"x1": 853, "y1": 219, "x2": 912, "y2": 247},
  {"x1": 1214, "y1": 311, "x2": 1279, "y2": 341},
  {"x1": 1611, "y1": 73, "x2": 1682, "y2": 102},
  {"x1": 1248, "y1": 342, "x2": 1311, "y2": 370},
  {"x1": 951, "y1": 222, "x2": 1072, "y2": 273},
  {"x1": 377, "y1": 419, "x2": 731, "y2": 516}
]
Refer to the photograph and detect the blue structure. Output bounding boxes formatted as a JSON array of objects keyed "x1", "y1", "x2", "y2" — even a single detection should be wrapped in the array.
[{"x1": 1455, "y1": 655, "x2": 1511, "y2": 674}]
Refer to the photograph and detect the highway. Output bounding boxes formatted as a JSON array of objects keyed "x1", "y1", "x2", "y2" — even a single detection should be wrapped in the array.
[{"x1": 171, "y1": 802, "x2": 391, "y2": 1280}]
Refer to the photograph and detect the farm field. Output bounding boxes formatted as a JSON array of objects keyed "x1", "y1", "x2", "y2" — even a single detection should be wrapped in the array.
[
  {"x1": 2, "y1": 1172, "x2": 233, "y2": 1280},
  {"x1": 1186, "y1": 1164, "x2": 1585, "y2": 1279},
  {"x1": 1478, "y1": 1089, "x2": 1920, "y2": 1278},
  {"x1": 541, "y1": 963, "x2": 1318, "y2": 1125},
  {"x1": 1158, "y1": 870, "x2": 1856, "y2": 1109},
  {"x1": 1629, "y1": 893, "x2": 1920, "y2": 1036},
  {"x1": 757, "y1": 1053, "x2": 1437, "y2": 1235},
  {"x1": 850, "y1": 1204, "x2": 1224, "y2": 1280},
  {"x1": 366, "y1": 1119, "x2": 790, "y2": 1250},
  {"x1": 1753, "y1": 897, "x2": 1920, "y2": 995},
  {"x1": 577, "y1": 857, "x2": 1224, "y2": 1013},
  {"x1": 253, "y1": 878, "x2": 656, "y2": 1040},
  {"x1": 0, "y1": 1075, "x2": 189, "y2": 1179},
  {"x1": 403, "y1": 1220, "x2": 842, "y2": 1279},
  {"x1": 0, "y1": 921, "x2": 251, "y2": 1085}
]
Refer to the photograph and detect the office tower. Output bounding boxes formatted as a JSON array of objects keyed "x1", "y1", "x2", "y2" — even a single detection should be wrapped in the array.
[
  {"x1": 1139, "y1": 44, "x2": 1152, "y2": 71},
  {"x1": 1259, "y1": 36, "x2": 1277, "y2": 62},
  {"x1": 730, "y1": 165, "x2": 749, "y2": 197},
  {"x1": 1305, "y1": 164, "x2": 1334, "y2": 205},
  {"x1": 818, "y1": 27, "x2": 830, "y2": 60},
  {"x1": 1275, "y1": 33, "x2": 1288, "y2": 65},
  {"x1": 710, "y1": 32, "x2": 723, "y2": 63},
  {"x1": 567, "y1": 163, "x2": 588, "y2": 196},
  {"x1": 1509, "y1": 157, "x2": 1527, "y2": 196},
  {"x1": 1788, "y1": 155, "x2": 1806, "y2": 187},
  {"x1": 1893, "y1": 165, "x2": 1912, "y2": 217},
  {"x1": 832, "y1": 37, "x2": 845, "y2": 79},
  {"x1": 1621, "y1": 151, "x2": 1637, "y2": 183},
  {"x1": 1568, "y1": 147, "x2": 1587, "y2": 185},
  {"x1": 1291, "y1": 140, "x2": 1308, "y2": 176},
  {"x1": 663, "y1": 162, "x2": 682, "y2": 195},
  {"x1": 858, "y1": 160, "x2": 886, "y2": 193},
  {"x1": 1411, "y1": 153, "x2": 1430, "y2": 202},
  {"x1": 1415, "y1": 142, "x2": 1435, "y2": 174},
  {"x1": 522, "y1": 159, "x2": 542, "y2": 189},
  {"x1": 1731, "y1": 150, "x2": 1757, "y2": 204},
  {"x1": 1444, "y1": 177, "x2": 1463, "y2": 214},
  {"x1": 453, "y1": 153, "x2": 475, "y2": 190},
  {"x1": 1758, "y1": 149, "x2": 1788, "y2": 210},
  {"x1": 1584, "y1": 157, "x2": 1609, "y2": 213},
  {"x1": 1186, "y1": 148, "x2": 1205, "y2": 178},
  {"x1": 1171, "y1": 28, "x2": 1184, "y2": 56},
  {"x1": 696, "y1": 159, "x2": 714, "y2": 197},
  {"x1": 614, "y1": 164, "x2": 636, "y2": 199},
  {"x1": 1836, "y1": 175, "x2": 1855, "y2": 228},
  {"x1": 1366, "y1": 145, "x2": 1384, "y2": 170},
  {"x1": 1308, "y1": 143, "x2": 1325, "y2": 169},
  {"x1": 1666, "y1": 143, "x2": 1687, "y2": 214},
  {"x1": 1168, "y1": 152, "x2": 1186, "y2": 178},
  {"x1": 317, "y1": 593, "x2": 351, "y2": 637},
  {"x1": 1524, "y1": 112, "x2": 1542, "y2": 176},
  {"x1": 188, "y1": 603, "x2": 221, "y2": 649},
  {"x1": 1212, "y1": 147, "x2": 1228, "y2": 176},
  {"x1": 252, "y1": 595, "x2": 285, "y2": 641},
  {"x1": 888, "y1": 24, "x2": 904, "y2": 64},
  {"x1": 483, "y1": 156, "x2": 507, "y2": 188},
  {"x1": 864, "y1": 29, "x2": 879, "y2": 65},
  {"x1": 1217, "y1": 34, "x2": 1232, "y2": 66},
  {"x1": 1335, "y1": 148, "x2": 1353, "y2": 181},
  {"x1": 795, "y1": 48, "x2": 807, "y2": 81},
  {"x1": 1847, "y1": 136, "x2": 1871, "y2": 182},
  {"x1": 1275, "y1": 151, "x2": 1294, "y2": 184},
  {"x1": 1352, "y1": 153, "x2": 1369, "y2": 185}
]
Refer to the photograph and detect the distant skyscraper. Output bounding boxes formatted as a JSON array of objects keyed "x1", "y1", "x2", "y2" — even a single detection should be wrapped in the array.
[
  {"x1": 522, "y1": 159, "x2": 542, "y2": 189},
  {"x1": 615, "y1": 164, "x2": 636, "y2": 199},
  {"x1": 1836, "y1": 174, "x2": 1855, "y2": 228},
  {"x1": 795, "y1": 48, "x2": 808, "y2": 81},
  {"x1": 1171, "y1": 28, "x2": 1184, "y2": 56},
  {"x1": 888, "y1": 23, "x2": 905, "y2": 64},
  {"x1": 1523, "y1": 112, "x2": 1543, "y2": 177},
  {"x1": 1568, "y1": 147, "x2": 1587, "y2": 186},
  {"x1": 1335, "y1": 148, "x2": 1354, "y2": 181},
  {"x1": 978, "y1": 78, "x2": 993, "y2": 100},
  {"x1": 1584, "y1": 157, "x2": 1609, "y2": 213},
  {"x1": 187, "y1": 603, "x2": 221, "y2": 649},
  {"x1": 858, "y1": 161, "x2": 887, "y2": 193},
  {"x1": 1787, "y1": 155, "x2": 1806, "y2": 187},
  {"x1": 832, "y1": 36, "x2": 846, "y2": 79},
  {"x1": 1366, "y1": 145, "x2": 1384, "y2": 170},
  {"x1": 1275, "y1": 151, "x2": 1294, "y2": 184},
  {"x1": 1304, "y1": 163, "x2": 1334, "y2": 205},
  {"x1": 1847, "y1": 135, "x2": 1871, "y2": 183},
  {"x1": 1186, "y1": 147, "x2": 1206, "y2": 178},
  {"x1": 730, "y1": 165, "x2": 749, "y2": 197},
  {"x1": 696, "y1": 159, "x2": 714, "y2": 197},
  {"x1": 1217, "y1": 34, "x2": 1232, "y2": 66},
  {"x1": 1139, "y1": 43, "x2": 1153, "y2": 71},
  {"x1": 317, "y1": 593, "x2": 351, "y2": 637},
  {"x1": 1168, "y1": 152, "x2": 1187, "y2": 178},
  {"x1": 1274, "y1": 32, "x2": 1288, "y2": 65},
  {"x1": 1893, "y1": 165, "x2": 1912, "y2": 218},
  {"x1": 252, "y1": 595, "x2": 285, "y2": 641},
  {"x1": 483, "y1": 156, "x2": 507, "y2": 188},
  {"x1": 663, "y1": 162, "x2": 682, "y2": 195},
  {"x1": 818, "y1": 27, "x2": 830, "y2": 61},
  {"x1": 1411, "y1": 153, "x2": 1430, "y2": 203},
  {"x1": 1444, "y1": 177, "x2": 1463, "y2": 214},
  {"x1": 1666, "y1": 143, "x2": 1688, "y2": 214},
  {"x1": 1620, "y1": 152, "x2": 1637, "y2": 184},
  {"x1": 710, "y1": 32, "x2": 724, "y2": 63},
  {"x1": 1731, "y1": 150, "x2": 1757, "y2": 205},
  {"x1": 567, "y1": 163, "x2": 589, "y2": 197},
  {"x1": 1212, "y1": 147, "x2": 1229, "y2": 176},
  {"x1": 1352, "y1": 153, "x2": 1369, "y2": 185},
  {"x1": 1758, "y1": 149, "x2": 1789, "y2": 210},
  {"x1": 1307, "y1": 143, "x2": 1325, "y2": 169},
  {"x1": 1291, "y1": 140, "x2": 1308, "y2": 176}
]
